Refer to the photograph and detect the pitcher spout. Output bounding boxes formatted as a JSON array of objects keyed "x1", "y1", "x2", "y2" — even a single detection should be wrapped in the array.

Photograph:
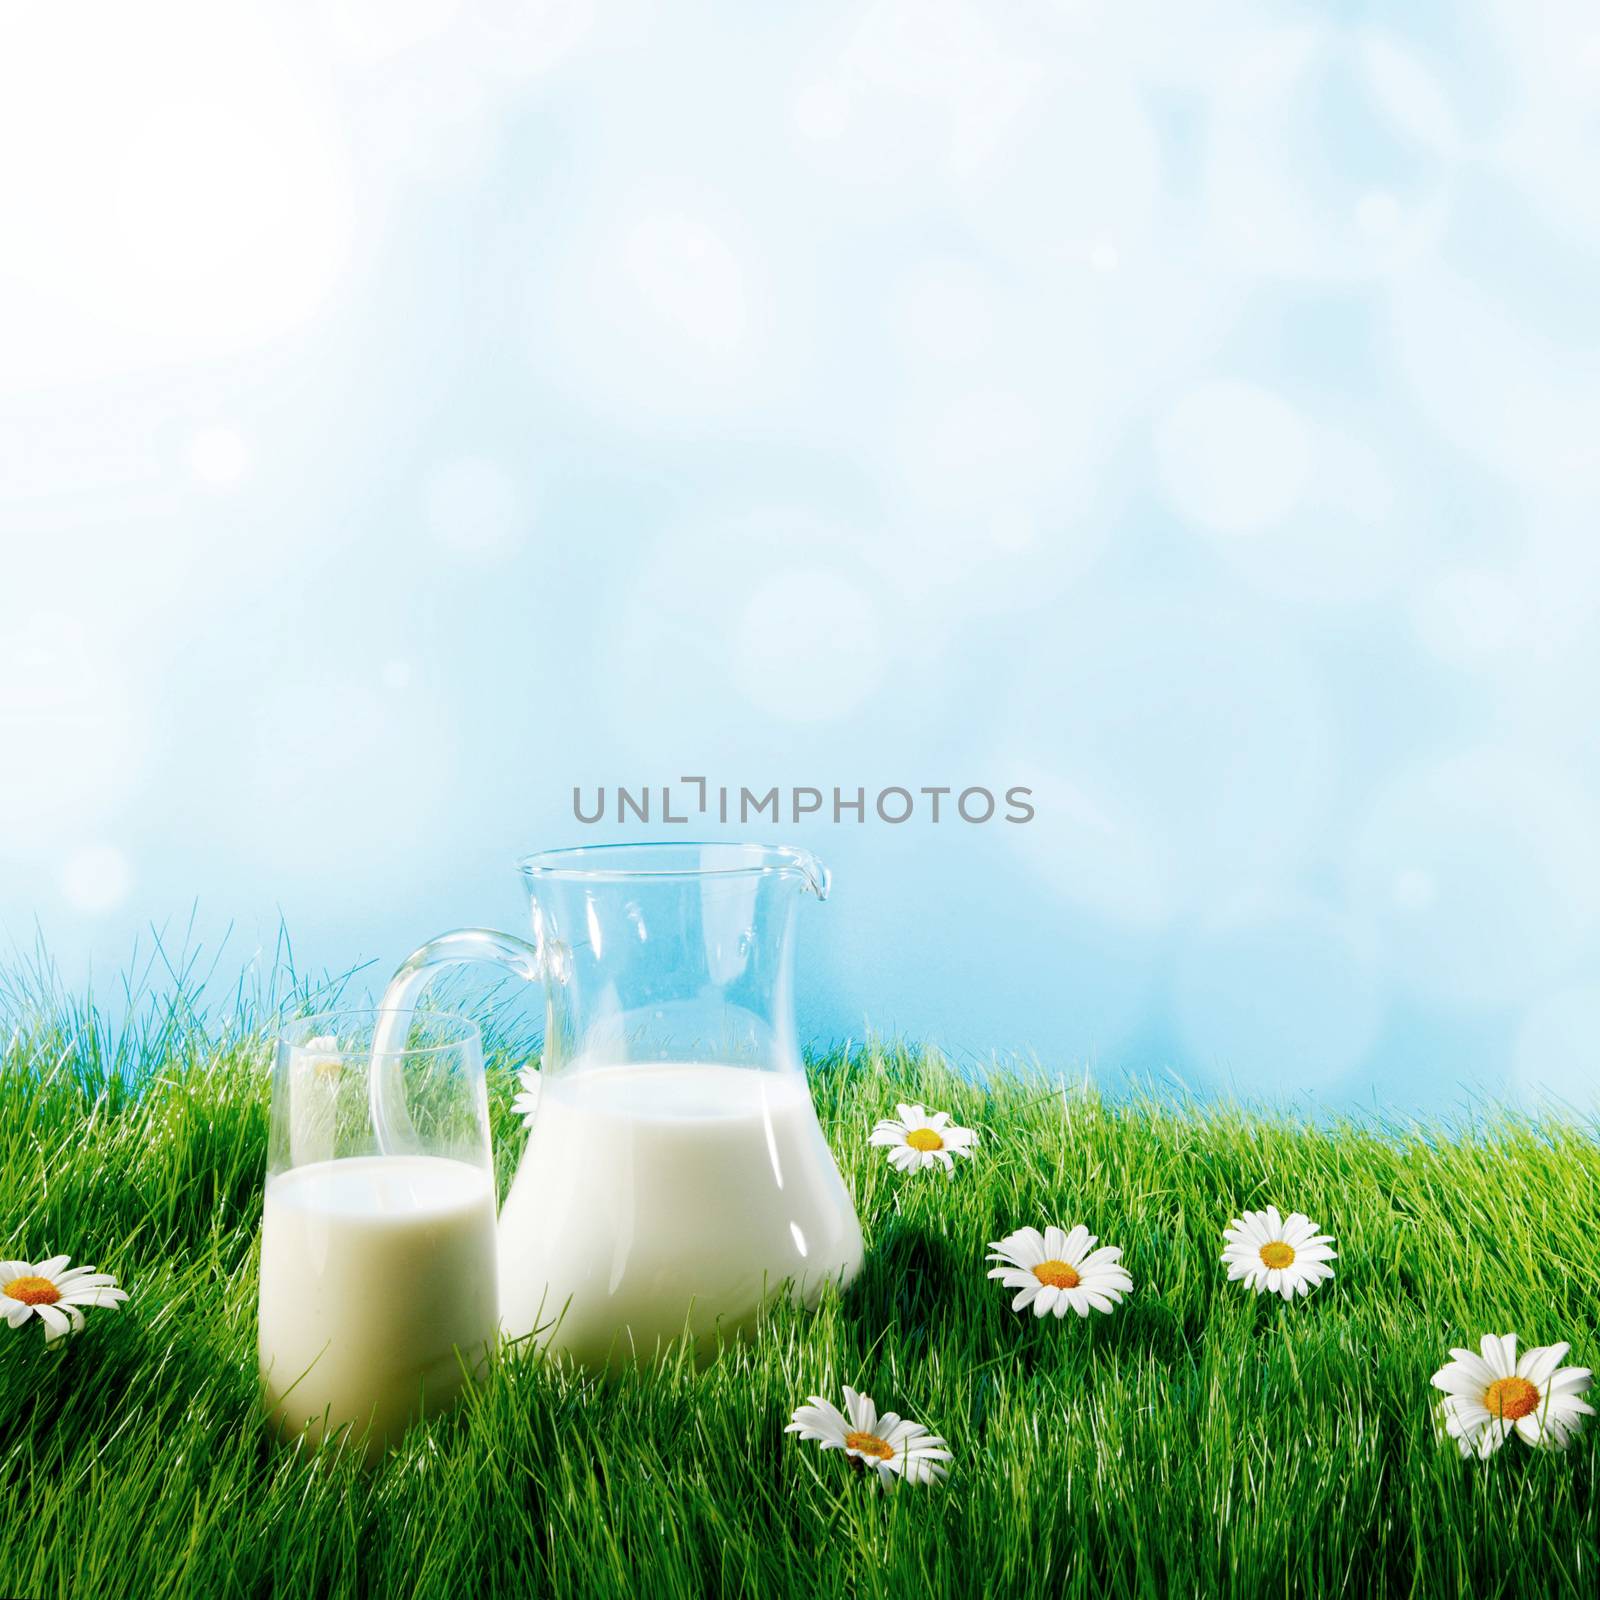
[{"x1": 776, "y1": 846, "x2": 830, "y2": 902}]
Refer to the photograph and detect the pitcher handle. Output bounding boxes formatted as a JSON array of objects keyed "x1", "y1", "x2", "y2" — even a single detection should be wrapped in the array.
[{"x1": 371, "y1": 927, "x2": 544, "y2": 1154}]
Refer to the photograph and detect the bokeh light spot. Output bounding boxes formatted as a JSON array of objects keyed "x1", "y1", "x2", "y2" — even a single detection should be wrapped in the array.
[
  {"x1": 423, "y1": 457, "x2": 527, "y2": 557},
  {"x1": 1155, "y1": 380, "x2": 1311, "y2": 535},
  {"x1": 1414, "y1": 570, "x2": 1526, "y2": 666},
  {"x1": 326, "y1": 0, "x2": 463, "y2": 61},
  {"x1": 1201, "y1": 27, "x2": 1453, "y2": 280},
  {"x1": 1356, "y1": 189, "x2": 1403, "y2": 236},
  {"x1": 1513, "y1": 985, "x2": 1600, "y2": 1112},
  {"x1": 792, "y1": 81, "x2": 851, "y2": 143},
  {"x1": 1005, "y1": 595, "x2": 1329, "y2": 929},
  {"x1": 623, "y1": 212, "x2": 749, "y2": 357},
  {"x1": 1392, "y1": 869, "x2": 1436, "y2": 912},
  {"x1": 1174, "y1": 898, "x2": 1383, "y2": 1094},
  {"x1": 60, "y1": 845, "x2": 133, "y2": 915},
  {"x1": 1353, "y1": 751, "x2": 1600, "y2": 1008},
  {"x1": 187, "y1": 426, "x2": 251, "y2": 488},
  {"x1": 1088, "y1": 239, "x2": 1121, "y2": 273},
  {"x1": 889, "y1": 261, "x2": 996, "y2": 364},
  {"x1": 731, "y1": 568, "x2": 884, "y2": 723}
]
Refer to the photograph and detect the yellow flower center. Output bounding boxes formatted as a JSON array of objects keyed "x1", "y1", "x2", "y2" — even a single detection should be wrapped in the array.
[
  {"x1": 1259, "y1": 1241, "x2": 1295, "y2": 1270},
  {"x1": 844, "y1": 1430, "x2": 895, "y2": 1461},
  {"x1": 905, "y1": 1127, "x2": 944, "y2": 1152},
  {"x1": 1033, "y1": 1259, "x2": 1081, "y2": 1289},
  {"x1": 1483, "y1": 1376, "x2": 1540, "y2": 1421},
  {"x1": 3, "y1": 1275, "x2": 61, "y2": 1306}
]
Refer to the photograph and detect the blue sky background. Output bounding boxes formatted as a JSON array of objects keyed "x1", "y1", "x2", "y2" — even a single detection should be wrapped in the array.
[{"x1": 3, "y1": 1, "x2": 1599, "y2": 1114}]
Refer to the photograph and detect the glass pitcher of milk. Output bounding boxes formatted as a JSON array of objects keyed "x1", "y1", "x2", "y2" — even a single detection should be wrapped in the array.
[{"x1": 377, "y1": 842, "x2": 865, "y2": 1370}]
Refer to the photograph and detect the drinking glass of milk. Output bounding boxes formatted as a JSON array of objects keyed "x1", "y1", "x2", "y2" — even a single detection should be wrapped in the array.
[
  {"x1": 375, "y1": 842, "x2": 865, "y2": 1371},
  {"x1": 259, "y1": 1010, "x2": 498, "y2": 1460}
]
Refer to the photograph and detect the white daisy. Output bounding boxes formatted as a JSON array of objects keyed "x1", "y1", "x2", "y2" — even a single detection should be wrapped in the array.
[
  {"x1": 1431, "y1": 1333, "x2": 1594, "y2": 1458},
  {"x1": 786, "y1": 1385, "x2": 952, "y2": 1487},
  {"x1": 1221, "y1": 1206, "x2": 1336, "y2": 1300},
  {"x1": 987, "y1": 1224, "x2": 1134, "y2": 1318},
  {"x1": 2, "y1": 1256, "x2": 129, "y2": 1345},
  {"x1": 512, "y1": 1066, "x2": 541, "y2": 1127},
  {"x1": 868, "y1": 1102, "x2": 977, "y2": 1174}
]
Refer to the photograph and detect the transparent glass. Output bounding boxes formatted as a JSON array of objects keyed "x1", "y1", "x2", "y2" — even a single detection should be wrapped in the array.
[
  {"x1": 378, "y1": 841, "x2": 864, "y2": 1369},
  {"x1": 259, "y1": 1010, "x2": 498, "y2": 1461}
]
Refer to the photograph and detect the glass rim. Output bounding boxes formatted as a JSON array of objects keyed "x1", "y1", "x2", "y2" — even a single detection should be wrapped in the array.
[
  {"x1": 516, "y1": 840, "x2": 826, "y2": 885},
  {"x1": 276, "y1": 1007, "x2": 482, "y2": 1056}
]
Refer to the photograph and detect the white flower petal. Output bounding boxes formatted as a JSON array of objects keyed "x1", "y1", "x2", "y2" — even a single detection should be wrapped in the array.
[
  {"x1": 844, "y1": 1387, "x2": 877, "y2": 1433},
  {"x1": 1515, "y1": 1411, "x2": 1554, "y2": 1448},
  {"x1": 787, "y1": 1395, "x2": 849, "y2": 1443},
  {"x1": 36, "y1": 1303, "x2": 73, "y2": 1343},
  {"x1": 1446, "y1": 1400, "x2": 1490, "y2": 1433},
  {"x1": 55, "y1": 1272, "x2": 117, "y2": 1292},
  {"x1": 1445, "y1": 1350, "x2": 1496, "y2": 1388},
  {"x1": 1480, "y1": 1333, "x2": 1517, "y2": 1379},
  {"x1": 1084, "y1": 1265, "x2": 1133, "y2": 1292},
  {"x1": 1475, "y1": 1418, "x2": 1513, "y2": 1458},
  {"x1": 61, "y1": 1287, "x2": 127, "y2": 1310},
  {"x1": 1233, "y1": 1213, "x2": 1267, "y2": 1246},
  {"x1": 990, "y1": 1227, "x2": 1045, "y2": 1267},
  {"x1": 1517, "y1": 1342, "x2": 1569, "y2": 1388}
]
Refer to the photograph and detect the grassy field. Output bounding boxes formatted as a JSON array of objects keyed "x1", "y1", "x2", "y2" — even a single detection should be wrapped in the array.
[{"x1": 2, "y1": 954, "x2": 1598, "y2": 1599}]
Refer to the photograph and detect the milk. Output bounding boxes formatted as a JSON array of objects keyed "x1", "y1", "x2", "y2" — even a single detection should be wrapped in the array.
[
  {"x1": 259, "y1": 1155, "x2": 498, "y2": 1458},
  {"x1": 498, "y1": 1064, "x2": 863, "y2": 1369}
]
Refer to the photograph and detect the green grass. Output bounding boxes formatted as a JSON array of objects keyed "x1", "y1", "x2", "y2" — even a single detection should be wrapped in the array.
[{"x1": 2, "y1": 952, "x2": 1598, "y2": 1598}]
